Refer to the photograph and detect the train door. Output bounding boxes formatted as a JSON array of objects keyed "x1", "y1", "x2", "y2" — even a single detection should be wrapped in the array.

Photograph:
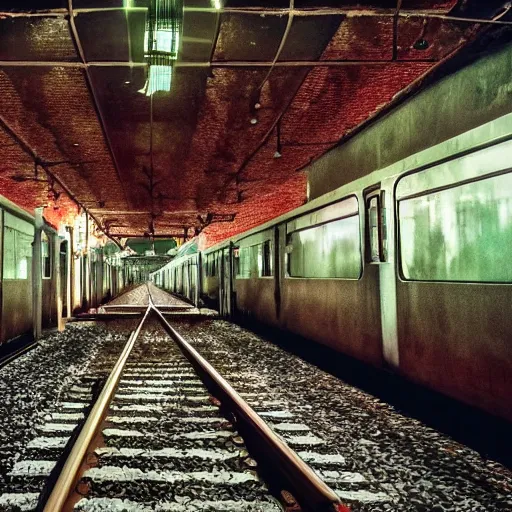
[
  {"x1": 219, "y1": 247, "x2": 232, "y2": 316},
  {"x1": 274, "y1": 226, "x2": 282, "y2": 319},
  {"x1": 60, "y1": 240, "x2": 69, "y2": 317},
  {"x1": 190, "y1": 256, "x2": 197, "y2": 305},
  {"x1": 364, "y1": 184, "x2": 397, "y2": 368}
]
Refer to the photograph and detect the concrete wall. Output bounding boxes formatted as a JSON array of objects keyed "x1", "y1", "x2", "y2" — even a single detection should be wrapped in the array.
[{"x1": 307, "y1": 43, "x2": 512, "y2": 199}]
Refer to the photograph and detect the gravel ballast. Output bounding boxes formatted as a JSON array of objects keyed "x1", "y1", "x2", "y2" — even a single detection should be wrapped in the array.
[
  {"x1": 176, "y1": 319, "x2": 512, "y2": 512},
  {"x1": 0, "y1": 323, "x2": 128, "y2": 508},
  {"x1": 77, "y1": 319, "x2": 282, "y2": 511}
]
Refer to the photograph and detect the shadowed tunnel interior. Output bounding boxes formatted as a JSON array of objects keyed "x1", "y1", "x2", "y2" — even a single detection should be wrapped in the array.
[{"x1": 1, "y1": 0, "x2": 511, "y2": 248}]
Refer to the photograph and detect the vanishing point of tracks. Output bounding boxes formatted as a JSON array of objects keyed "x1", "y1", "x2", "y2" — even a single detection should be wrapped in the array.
[{"x1": 33, "y1": 287, "x2": 347, "y2": 512}]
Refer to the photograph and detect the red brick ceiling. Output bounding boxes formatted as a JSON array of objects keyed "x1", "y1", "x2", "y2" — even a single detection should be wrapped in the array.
[{"x1": 0, "y1": 0, "x2": 508, "y2": 246}]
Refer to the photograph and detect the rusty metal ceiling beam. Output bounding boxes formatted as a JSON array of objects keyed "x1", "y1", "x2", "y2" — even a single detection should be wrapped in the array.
[
  {"x1": 0, "y1": 59, "x2": 446, "y2": 69},
  {"x1": 0, "y1": 8, "x2": 444, "y2": 17},
  {"x1": 3, "y1": 8, "x2": 512, "y2": 23},
  {"x1": 90, "y1": 210, "x2": 200, "y2": 215},
  {"x1": 109, "y1": 232, "x2": 187, "y2": 238}
]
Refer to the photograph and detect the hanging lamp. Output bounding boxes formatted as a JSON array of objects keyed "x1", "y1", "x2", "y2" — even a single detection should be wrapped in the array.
[{"x1": 139, "y1": 0, "x2": 184, "y2": 96}]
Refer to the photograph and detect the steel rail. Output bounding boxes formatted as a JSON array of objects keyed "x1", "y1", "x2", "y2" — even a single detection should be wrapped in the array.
[
  {"x1": 42, "y1": 306, "x2": 152, "y2": 511},
  {"x1": 0, "y1": 341, "x2": 38, "y2": 369},
  {"x1": 152, "y1": 306, "x2": 345, "y2": 512},
  {"x1": 43, "y1": 290, "x2": 343, "y2": 511}
]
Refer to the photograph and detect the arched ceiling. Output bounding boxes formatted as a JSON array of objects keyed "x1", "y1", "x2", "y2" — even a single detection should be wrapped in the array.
[{"x1": 0, "y1": 0, "x2": 511, "y2": 246}]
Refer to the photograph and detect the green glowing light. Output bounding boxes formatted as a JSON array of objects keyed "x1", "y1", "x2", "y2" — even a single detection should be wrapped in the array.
[
  {"x1": 211, "y1": 0, "x2": 222, "y2": 9},
  {"x1": 139, "y1": 0, "x2": 183, "y2": 96},
  {"x1": 143, "y1": 28, "x2": 180, "y2": 60},
  {"x1": 139, "y1": 65, "x2": 173, "y2": 96}
]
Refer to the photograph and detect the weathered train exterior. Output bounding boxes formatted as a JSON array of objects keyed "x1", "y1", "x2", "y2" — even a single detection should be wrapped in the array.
[
  {"x1": 152, "y1": 239, "x2": 201, "y2": 307},
  {"x1": 151, "y1": 112, "x2": 512, "y2": 422},
  {"x1": 0, "y1": 197, "x2": 124, "y2": 346}
]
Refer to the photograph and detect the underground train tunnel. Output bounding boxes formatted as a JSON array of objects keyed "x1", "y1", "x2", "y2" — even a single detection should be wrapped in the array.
[{"x1": 0, "y1": 1, "x2": 511, "y2": 510}]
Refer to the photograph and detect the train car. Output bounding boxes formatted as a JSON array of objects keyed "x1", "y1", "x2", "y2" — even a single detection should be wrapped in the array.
[
  {"x1": 0, "y1": 196, "x2": 63, "y2": 344},
  {"x1": 162, "y1": 113, "x2": 512, "y2": 422},
  {"x1": 0, "y1": 197, "x2": 124, "y2": 346},
  {"x1": 1, "y1": 198, "x2": 36, "y2": 344},
  {"x1": 150, "y1": 239, "x2": 200, "y2": 306}
]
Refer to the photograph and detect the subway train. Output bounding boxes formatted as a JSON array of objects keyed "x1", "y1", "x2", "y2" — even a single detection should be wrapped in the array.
[
  {"x1": 0, "y1": 195, "x2": 123, "y2": 346},
  {"x1": 151, "y1": 116, "x2": 512, "y2": 423}
]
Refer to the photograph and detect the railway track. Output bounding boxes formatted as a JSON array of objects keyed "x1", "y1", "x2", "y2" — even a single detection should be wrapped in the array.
[
  {"x1": 3, "y1": 287, "x2": 347, "y2": 512},
  {"x1": 0, "y1": 339, "x2": 38, "y2": 370}
]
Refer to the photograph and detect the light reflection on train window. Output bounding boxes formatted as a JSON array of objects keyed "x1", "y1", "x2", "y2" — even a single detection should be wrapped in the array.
[
  {"x1": 287, "y1": 214, "x2": 361, "y2": 279},
  {"x1": 42, "y1": 231, "x2": 52, "y2": 279},
  {"x1": 261, "y1": 240, "x2": 272, "y2": 277},
  {"x1": 368, "y1": 196, "x2": 381, "y2": 263},
  {"x1": 237, "y1": 245, "x2": 257, "y2": 278},
  {"x1": 399, "y1": 172, "x2": 512, "y2": 282},
  {"x1": 237, "y1": 240, "x2": 273, "y2": 278},
  {"x1": 3, "y1": 227, "x2": 32, "y2": 280}
]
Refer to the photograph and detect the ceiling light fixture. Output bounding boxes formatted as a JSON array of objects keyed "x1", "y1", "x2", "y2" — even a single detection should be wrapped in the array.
[{"x1": 138, "y1": 0, "x2": 184, "y2": 97}]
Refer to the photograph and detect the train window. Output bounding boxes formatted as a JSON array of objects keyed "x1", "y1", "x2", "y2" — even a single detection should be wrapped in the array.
[
  {"x1": 260, "y1": 240, "x2": 272, "y2": 277},
  {"x1": 399, "y1": 171, "x2": 512, "y2": 282},
  {"x1": 287, "y1": 214, "x2": 362, "y2": 279},
  {"x1": 368, "y1": 197, "x2": 380, "y2": 262},
  {"x1": 206, "y1": 253, "x2": 217, "y2": 277},
  {"x1": 238, "y1": 245, "x2": 259, "y2": 278},
  {"x1": 233, "y1": 246, "x2": 240, "y2": 276},
  {"x1": 42, "y1": 232, "x2": 51, "y2": 279},
  {"x1": 3, "y1": 227, "x2": 32, "y2": 280},
  {"x1": 367, "y1": 193, "x2": 386, "y2": 263},
  {"x1": 237, "y1": 247, "x2": 250, "y2": 278}
]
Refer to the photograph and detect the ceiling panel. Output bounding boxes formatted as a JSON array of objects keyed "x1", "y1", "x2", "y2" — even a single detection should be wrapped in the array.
[
  {"x1": 74, "y1": 10, "x2": 144, "y2": 62},
  {"x1": 398, "y1": 17, "x2": 477, "y2": 60},
  {"x1": 321, "y1": 15, "x2": 394, "y2": 61},
  {"x1": 294, "y1": 0, "x2": 396, "y2": 8},
  {"x1": 0, "y1": 66, "x2": 127, "y2": 209},
  {"x1": 278, "y1": 15, "x2": 342, "y2": 61},
  {"x1": 213, "y1": 13, "x2": 287, "y2": 62},
  {"x1": 401, "y1": 0, "x2": 457, "y2": 10},
  {"x1": 73, "y1": 0, "x2": 126, "y2": 8},
  {"x1": 199, "y1": 67, "x2": 309, "y2": 206},
  {"x1": 0, "y1": 1, "x2": 66, "y2": 10},
  {"x1": 89, "y1": 65, "x2": 209, "y2": 210},
  {"x1": 89, "y1": 65, "x2": 152, "y2": 209},
  {"x1": 0, "y1": 17, "x2": 76, "y2": 62},
  {"x1": 181, "y1": 10, "x2": 218, "y2": 62},
  {"x1": 221, "y1": 1, "x2": 289, "y2": 6},
  {"x1": 176, "y1": 67, "x2": 273, "y2": 209},
  {"x1": 280, "y1": 63, "x2": 431, "y2": 146}
]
